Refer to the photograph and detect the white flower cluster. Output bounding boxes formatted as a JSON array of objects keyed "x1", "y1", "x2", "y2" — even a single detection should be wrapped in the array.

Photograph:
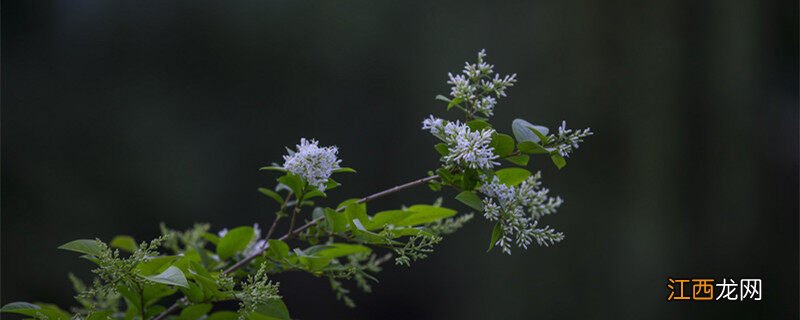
[
  {"x1": 422, "y1": 116, "x2": 499, "y2": 170},
  {"x1": 479, "y1": 173, "x2": 564, "y2": 254},
  {"x1": 282, "y1": 138, "x2": 341, "y2": 191},
  {"x1": 218, "y1": 224, "x2": 267, "y2": 257},
  {"x1": 447, "y1": 49, "x2": 517, "y2": 117},
  {"x1": 548, "y1": 121, "x2": 593, "y2": 158}
]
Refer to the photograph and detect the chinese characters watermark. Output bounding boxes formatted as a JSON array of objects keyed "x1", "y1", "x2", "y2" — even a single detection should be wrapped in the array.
[{"x1": 667, "y1": 277, "x2": 761, "y2": 301}]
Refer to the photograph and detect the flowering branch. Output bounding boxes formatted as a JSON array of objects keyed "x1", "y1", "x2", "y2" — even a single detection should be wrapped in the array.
[{"x1": 3, "y1": 50, "x2": 592, "y2": 320}]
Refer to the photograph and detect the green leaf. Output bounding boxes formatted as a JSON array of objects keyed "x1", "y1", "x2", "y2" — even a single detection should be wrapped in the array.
[
  {"x1": 308, "y1": 243, "x2": 371, "y2": 258},
  {"x1": 259, "y1": 166, "x2": 287, "y2": 172},
  {"x1": 249, "y1": 299, "x2": 291, "y2": 320},
  {"x1": 266, "y1": 240, "x2": 290, "y2": 259},
  {"x1": 505, "y1": 154, "x2": 530, "y2": 166},
  {"x1": 395, "y1": 205, "x2": 457, "y2": 226},
  {"x1": 551, "y1": 154, "x2": 567, "y2": 170},
  {"x1": 86, "y1": 310, "x2": 114, "y2": 320},
  {"x1": 202, "y1": 233, "x2": 220, "y2": 245},
  {"x1": 110, "y1": 235, "x2": 138, "y2": 253},
  {"x1": 208, "y1": 311, "x2": 239, "y2": 320},
  {"x1": 177, "y1": 303, "x2": 212, "y2": 320},
  {"x1": 325, "y1": 179, "x2": 341, "y2": 191},
  {"x1": 324, "y1": 208, "x2": 348, "y2": 233},
  {"x1": 141, "y1": 266, "x2": 189, "y2": 288},
  {"x1": 1, "y1": 302, "x2": 40, "y2": 313},
  {"x1": 332, "y1": 167, "x2": 357, "y2": 173},
  {"x1": 455, "y1": 191, "x2": 484, "y2": 211},
  {"x1": 304, "y1": 190, "x2": 327, "y2": 199},
  {"x1": 1, "y1": 302, "x2": 71, "y2": 320},
  {"x1": 136, "y1": 256, "x2": 177, "y2": 275},
  {"x1": 344, "y1": 203, "x2": 368, "y2": 231},
  {"x1": 277, "y1": 174, "x2": 304, "y2": 196},
  {"x1": 495, "y1": 168, "x2": 532, "y2": 186},
  {"x1": 58, "y1": 239, "x2": 104, "y2": 256},
  {"x1": 216, "y1": 226, "x2": 255, "y2": 261},
  {"x1": 466, "y1": 119, "x2": 491, "y2": 131},
  {"x1": 434, "y1": 143, "x2": 450, "y2": 156},
  {"x1": 517, "y1": 141, "x2": 550, "y2": 154},
  {"x1": 258, "y1": 188, "x2": 284, "y2": 205},
  {"x1": 369, "y1": 210, "x2": 411, "y2": 230},
  {"x1": 434, "y1": 94, "x2": 450, "y2": 103},
  {"x1": 490, "y1": 133, "x2": 515, "y2": 157},
  {"x1": 511, "y1": 119, "x2": 549, "y2": 143},
  {"x1": 488, "y1": 222, "x2": 502, "y2": 252}
]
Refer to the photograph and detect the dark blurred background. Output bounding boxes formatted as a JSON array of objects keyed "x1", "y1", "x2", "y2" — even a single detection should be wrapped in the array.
[{"x1": 2, "y1": 1, "x2": 798, "y2": 319}]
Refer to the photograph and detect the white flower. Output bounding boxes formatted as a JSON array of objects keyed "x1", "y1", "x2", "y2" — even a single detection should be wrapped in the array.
[
  {"x1": 421, "y1": 115, "x2": 444, "y2": 135},
  {"x1": 479, "y1": 174, "x2": 564, "y2": 254},
  {"x1": 422, "y1": 116, "x2": 499, "y2": 170},
  {"x1": 548, "y1": 121, "x2": 593, "y2": 158},
  {"x1": 443, "y1": 50, "x2": 517, "y2": 118},
  {"x1": 282, "y1": 138, "x2": 341, "y2": 191}
]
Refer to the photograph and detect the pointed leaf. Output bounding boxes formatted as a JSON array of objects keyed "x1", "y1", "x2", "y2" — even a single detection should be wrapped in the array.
[
  {"x1": 487, "y1": 222, "x2": 503, "y2": 252},
  {"x1": 551, "y1": 154, "x2": 567, "y2": 170},
  {"x1": 58, "y1": 239, "x2": 104, "y2": 256},
  {"x1": 495, "y1": 168, "x2": 532, "y2": 186},
  {"x1": 258, "y1": 188, "x2": 284, "y2": 205},
  {"x1": 455, "y1": 191, "x2": 484, "y2": 211},
  {"x1": 110, "y1": 235, "x2": 138, "y2": 253},
  {"x1": 505, "y1": 154, "x2": 530, "y2": 166},
  {"x1": 216, "y1": 226, "x2": 255, "y2": 260},
  {"x1": 141, "y1": 266, "x2": 189, "y2": 288},
  {"x1": 490, "y1": 133, "x2": 515, "y2": 157}
]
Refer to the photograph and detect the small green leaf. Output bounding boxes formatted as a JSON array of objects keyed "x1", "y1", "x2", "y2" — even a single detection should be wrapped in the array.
[
  {"x1": 216, "y1": 226, "x2": 255, "y2": 261},
  {"x1": 141, "y1": 266, "x2": 189, "y2": 288},
  {"x1": 527, "y1": 126, "x2": 550, "y2": 144},
  {"x1": 86, "y1": 310, "x2": 114, "y2": 320},
  {"x1": 202, "y1": 233, "x2": 220, "y2": 245},
  {"x1": 332, "y1": 167, "x2": 357, "y2": 173},
  {"x1": 258, "y1": 188, "x2": 284, "y2": 205},
  {"x1": 266, "y1": 240, "x2": 290, "y2": 259},
  {"x1": 250, "y1": 299, "x2": 291, "y2": 320},
  {"x1": 304, "y1": 190, "x2": 327, "y2": 199},
  {"x1": 277, "y1": 174, "x2": 304, "y2": 196},
  {"x1": 487, "y1": 222, "x2": 503, "y2": 252},
  {"x1": 259, "y1": 166, "x2": 287, "y2": 172},
  {"x1": 395, "y1": 205, "x2": 457, "y2": 226},
  {"x1": 495, "y1": 168, "x2": 532, "y2": 186},
  {"x1": 466, "y1": 119, "x2": 491, "y2": 131},
  {"x1": 324, "y1": 208, "x2": 347, "y2": 232},
  {"x1": 1, "y1": 302, "x2": 40, "y2": 313},
  {"x1": 490, "y1": 133, "x2": 515, "y2": 157},
  {"x1": 110, "y1": 235, "x2": 138, "y2": 253},
  {"x1": 208, "y1": 311, "x2": 239, "y2": 320},
  {"x1": 455, "y1": 191, "x2": 484, "y2": 211},
  {"x1": 434, "y1": 94, "x2": 451, "y2": 103},
  {"x1": 434, "y1": 143, "x2": 450, "y2": 156},
  {"x1": 136, "y1": 256, "x2": 177, "y2": 275},
  {"x1": 325, "y1": 179, "x2": 341, "y2": 191},
  {"x1": 505, "y1": 154, "x2": 530, "y2": 166},
  {"x1": 310, "y1": 243, "x2": 371, "y2": 258},
  {"x1": 178, "y1": 303, "x2": 212, "y2": 320},
  {"x1": 1, "y1": 302, "x2": 71, "y2": 320},
  {"x1": 511, "y1": 119, "x2": 549, "y2": 143},
  {"x1": 58, "y1": 239, "x2": 104, "y2": 256},
  {"x1": 369, "y1": 210, "x2": 411, "y2": 230},
  {"x1": 345, "y1": 203, "x2": 368, "y2": 231},
  {"x1": 551, "y1": 154, "x2": 567, "y2": 169},
  {"x1": 517, "y1": 141, "x2": 550, "y2": 154}
]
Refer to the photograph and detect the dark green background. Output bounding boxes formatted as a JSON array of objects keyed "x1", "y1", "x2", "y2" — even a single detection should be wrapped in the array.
[{"x1": 3, "y1": 1, "x2": 798, "y2": 319}]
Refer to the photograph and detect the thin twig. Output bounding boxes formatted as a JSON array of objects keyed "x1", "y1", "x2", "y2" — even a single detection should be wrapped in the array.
[{"x1": 152, "y1": 174, "x2": 439, "y2": 320}]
